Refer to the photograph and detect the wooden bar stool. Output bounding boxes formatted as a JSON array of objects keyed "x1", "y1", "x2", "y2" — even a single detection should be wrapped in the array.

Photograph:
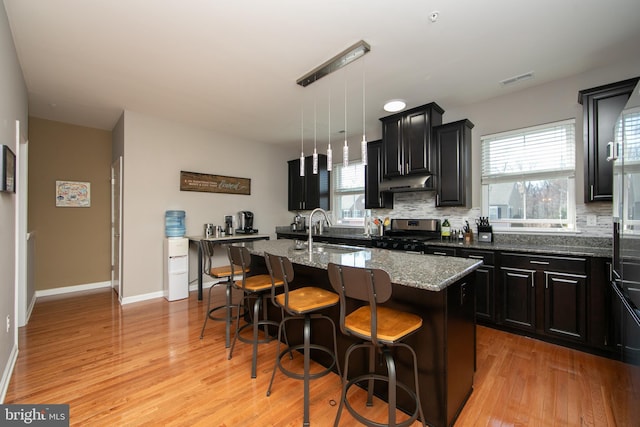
[
  {"x1": 199, "y1": 240, "x2": 248, "y2": 347},
  {"x1": 227, "y1": 245, "x2": 284, "y2": 378},
  {"x1": 327, "y1": 262, "x2": 426, "y2": 427},
  {"x1": 264, "y1": 252, "x2": 341, "y2": 427}
]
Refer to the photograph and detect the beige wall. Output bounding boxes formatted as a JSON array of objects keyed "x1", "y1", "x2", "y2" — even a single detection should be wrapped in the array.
[
  {"x1": 119, "y1": 110, "x2": 293, "y2": 301},
  {"x1": 28, "y1": 118, "x2": 112, "y2": 290}
]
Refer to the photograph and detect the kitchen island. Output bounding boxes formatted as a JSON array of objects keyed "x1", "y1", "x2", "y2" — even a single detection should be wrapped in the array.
[{"x1": 238, "y1": 239, "x2": 482, "y2": 427}]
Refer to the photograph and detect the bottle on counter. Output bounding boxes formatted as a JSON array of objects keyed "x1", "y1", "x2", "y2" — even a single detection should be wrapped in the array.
[{"x1": 441, "y1": 219, "x2": 451, "y2": 240}]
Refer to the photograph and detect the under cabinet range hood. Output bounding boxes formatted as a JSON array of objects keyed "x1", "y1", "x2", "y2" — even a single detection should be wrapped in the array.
[{"x1": 379, "y1": 175, "x2": 432, "y2": 193}]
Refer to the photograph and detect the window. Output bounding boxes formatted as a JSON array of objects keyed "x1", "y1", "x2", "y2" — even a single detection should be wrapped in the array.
[
  {"x1": 332, "y1": 161, "x2": 365, "y2": 226},
  {"x1": 481, "y1": 119, "x2": 576, "y2": 231}
]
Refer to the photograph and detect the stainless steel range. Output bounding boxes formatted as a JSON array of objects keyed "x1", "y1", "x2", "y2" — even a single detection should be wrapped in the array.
[{"x1": 371, "y1": 218, "x2": 441, "y2": 253}]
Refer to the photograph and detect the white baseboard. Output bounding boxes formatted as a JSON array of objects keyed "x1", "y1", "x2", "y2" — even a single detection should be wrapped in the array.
[
  {"x1": 120, "y1": 291, "x2": 165, "y2": 305},
  {"x1": 0, "y1": 343, "x2": 19, "y2": 403},
  {"x1": 24, "y1": 293, "x2": 36, "y2": 325},
  {"x1": 35, "y1": 281, "x2": 112, "y2": 298}
]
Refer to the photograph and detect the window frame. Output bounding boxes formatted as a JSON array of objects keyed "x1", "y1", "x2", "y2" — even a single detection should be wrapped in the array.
[
  {"x1": 331, "y1": 160, "x2": 366, "y2": 227},
  {"x1": 481, "y1": 119, "x2": 577, "y2": 233}
]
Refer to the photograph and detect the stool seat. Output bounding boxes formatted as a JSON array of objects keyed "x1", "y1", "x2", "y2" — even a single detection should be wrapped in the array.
[
  {"x1": 210, "y1": 264, "x2": 247, "y2": 278},
  {"x1": 275, "y1": 287, "x2": 339, "y2": 314},
  {"x1": 235, "y1": 274, "x2": 282, "y2": 292},
  {"x1": 345, "y1": 306, "x2": 422, "y2": 343}
]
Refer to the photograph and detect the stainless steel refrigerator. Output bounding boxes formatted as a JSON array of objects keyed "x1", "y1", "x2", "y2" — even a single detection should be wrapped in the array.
[{"x1": 611, "y1": 80, "x2": 640, "y2": 365}]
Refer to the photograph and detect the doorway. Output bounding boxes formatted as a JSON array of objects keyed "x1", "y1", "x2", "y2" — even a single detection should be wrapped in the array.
[{"x1": 111, "y1": 156, "x2": 123, "y2": 301}]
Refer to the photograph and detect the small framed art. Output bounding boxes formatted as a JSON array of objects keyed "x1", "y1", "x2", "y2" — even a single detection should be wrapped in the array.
[{"x1": 1, "y1": 145, "x2": 16, "y2": 193}]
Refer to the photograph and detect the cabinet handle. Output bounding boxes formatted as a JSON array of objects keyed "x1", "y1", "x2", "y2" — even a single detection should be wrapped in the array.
[
  {"x1": 406, "y1": 162, "x2": 409, "y2": 174},
  {"x1": 529, "y1": 260, "x2": 549, "y2": 265},
  {"x1": 590, "y1": 185, "x2": 594, "y2": 200},
  {"x1": 432, "y1": 251, "x2": 448, "y2": 256},
  {"x1": 606, "y1": 141, "x2": 618, "y2": 161},
  {"x1": 468, "y1": 255, "x2": 484, "y2": 259}
]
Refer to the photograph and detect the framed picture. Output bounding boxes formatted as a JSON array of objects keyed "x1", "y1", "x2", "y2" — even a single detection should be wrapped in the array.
[
  {"x1": 1, "y1": 145, "x2": 16, "y2": 193},
  {"x1": 56, "y1": 181, "x2": 91, "y2": 207}
]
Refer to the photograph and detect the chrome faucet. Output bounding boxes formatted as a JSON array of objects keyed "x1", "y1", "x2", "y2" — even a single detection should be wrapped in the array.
[{"x1": 308, "y1": 208, "x2": 332, "y2": 251}]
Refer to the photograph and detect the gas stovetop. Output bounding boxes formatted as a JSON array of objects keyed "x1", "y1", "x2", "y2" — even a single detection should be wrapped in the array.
[{"x1": 372, "y1": 219, "x2": 441, "y2": 252}]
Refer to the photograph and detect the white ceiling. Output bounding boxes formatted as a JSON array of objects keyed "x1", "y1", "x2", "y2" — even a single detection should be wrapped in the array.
[{"x1": 4, "y1": 0, "x2": 640, "y2": 151}]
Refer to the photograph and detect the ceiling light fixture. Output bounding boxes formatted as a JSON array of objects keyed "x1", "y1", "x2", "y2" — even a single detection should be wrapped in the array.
[
  {"x1": 297, "y1": 40, "x2": 371, "y2": 87},
  {"x1": 384, "y1": 100, "x2": 406, "y2": 112},
  {"x1": 300, "y1": 105, "x2": 305, "y2": 177},
  {"x1": 500, "y1": 71, "x2": 535, "y2": 86}
]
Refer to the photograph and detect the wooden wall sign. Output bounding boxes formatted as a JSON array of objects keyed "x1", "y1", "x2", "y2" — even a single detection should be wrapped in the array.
[{"x1": 180, "y1": 171, "x2": 251, "y2": 195}]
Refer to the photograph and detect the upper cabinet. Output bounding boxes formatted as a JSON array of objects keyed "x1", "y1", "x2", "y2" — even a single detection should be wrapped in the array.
[
  {"x1": 287, "y1": 154, "x2": 330, "y2": 211},
  {"x1": 579, "y1": 77, "x2": 639, "y2": 202},
  {"x1": 434, "y1": 119, "x2": 474, "y2": 207},
  {"x1": 364, "y1": 139, "x2": 393, "y2": 209},
  {"x1": 380, "y1": 102, "x2": 444, "y2": 179}
]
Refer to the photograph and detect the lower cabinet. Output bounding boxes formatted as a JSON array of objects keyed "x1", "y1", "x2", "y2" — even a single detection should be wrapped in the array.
[
  {"x1": 458, "y1": 248, "x2": 495, "y2": 323},
  {"x1": 499, "y1": 252, "x2": 587, "y2": 344},
  {"x1": 500, "y1": 266, "x2": 536, "y2": 332}
]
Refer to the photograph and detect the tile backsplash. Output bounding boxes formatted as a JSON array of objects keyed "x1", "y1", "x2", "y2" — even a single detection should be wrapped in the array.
[{"x1": 370, "y1": 191, "x2": 613, "y2": 240}]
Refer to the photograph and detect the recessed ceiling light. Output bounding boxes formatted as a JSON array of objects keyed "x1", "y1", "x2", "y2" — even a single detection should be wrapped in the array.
[{"x1": 383, "y1": 100, "x2": 406, "y2": 112}]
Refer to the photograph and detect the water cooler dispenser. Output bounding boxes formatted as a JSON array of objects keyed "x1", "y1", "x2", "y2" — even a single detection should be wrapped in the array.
[{"x1": 164, "y1": 237, "x2": 189, "y2": 301}]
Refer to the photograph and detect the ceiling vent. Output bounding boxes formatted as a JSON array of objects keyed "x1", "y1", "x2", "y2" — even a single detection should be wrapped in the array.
[{"x1": 500, "y1": 71, "x2": 534, "y2": 86}]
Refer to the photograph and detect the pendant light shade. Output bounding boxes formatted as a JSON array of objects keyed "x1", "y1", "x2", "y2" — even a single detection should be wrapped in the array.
[
  {"x1": 300, "y1": 106, "x2": 305, "y2": 177},
  {"x1": 343, "y1": 77, "x2": 349, "y2": 167},
  {"x1": 313, "y1": 97, "x2": 318, "y2": 174},
  {"x1": 361, "y1": 57, "x2": 368, "y2": 165},
  {"x1": 327, "y1": 91, "x2": 332, "y2": 171}
]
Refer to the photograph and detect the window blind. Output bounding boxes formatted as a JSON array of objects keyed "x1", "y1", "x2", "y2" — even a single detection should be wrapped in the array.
[
  {"x1": 622, "y1": 107, "x2": 640, "y2": 163},
  {"x1": 481, "y1": 119, "x2": 575, "y2": 184},
  {"x1": 334, "y1": 162, "x2": 364, "y2": 191}
]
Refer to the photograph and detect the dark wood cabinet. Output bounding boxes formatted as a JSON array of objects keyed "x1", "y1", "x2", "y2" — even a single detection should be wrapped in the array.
[
  {"x1": 544, "y1": 271, "x2": 587, "y2": 341},
  {"x1": 364, "y1": 140, "x2": 393, "y2": 209},
  {"x1": 380, "y1": 102, "x2": 443, "y2": 179},
  {"x1": 499, "y1": 252, "x2": 587, "y2": 343},
  {"x1": 458, "y1": 248, "x2": 495, "y2": 322},
  {"x1": 287, "y1": 154, "x2": 330, "y2": 211},
  {"x1": 501, "y1": 266, "x2": 536, "y2": 332},
  {"x1": 579, "y1": 77, "x2": 639, "y2": 202},
  {"x1": 434, "y1": 119, "x2": 473, "y2": 207}
]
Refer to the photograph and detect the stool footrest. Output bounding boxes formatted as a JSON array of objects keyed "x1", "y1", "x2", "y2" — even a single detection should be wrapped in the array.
[
  {"x1": 343, "y1": 374, "x2": 421, "y2": 427},
  {"x1": 275, "y1": 344, "x2": 337, "y2": 381}
]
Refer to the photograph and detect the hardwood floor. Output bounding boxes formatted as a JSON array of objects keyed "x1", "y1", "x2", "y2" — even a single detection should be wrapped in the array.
[{"x1": 5, "y1": 287, "x2": 640, "y2": 426}]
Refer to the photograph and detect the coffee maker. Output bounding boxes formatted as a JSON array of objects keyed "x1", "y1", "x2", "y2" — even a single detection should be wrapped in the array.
[{"x1": 237, "y1": 211, "x2": 257, "y2": 234}]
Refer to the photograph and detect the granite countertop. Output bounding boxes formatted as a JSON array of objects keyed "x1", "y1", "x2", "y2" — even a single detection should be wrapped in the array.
[
  {"x1": 426, "y1": 239, "x2": 612, "y2": 258},
  {"x1": 275, "y1": 227, "x2": 372, "y2": 242},
  {"x1": 238, "y1": 239, "x2": 481, "y2": 292}
]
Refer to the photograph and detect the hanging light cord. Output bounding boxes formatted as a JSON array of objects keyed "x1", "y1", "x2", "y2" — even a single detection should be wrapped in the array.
[
  {"x1": 343, "y1": 75, "x2": 349, "y2": 167},
  {"x1": 361, "y1": 56, "x2": 368, "y2": 165}
]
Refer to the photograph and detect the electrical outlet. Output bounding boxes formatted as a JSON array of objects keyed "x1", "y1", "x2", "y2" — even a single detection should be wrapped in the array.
[
  {"x1": 587, "y1": 215, "x2": 597, "y2": 226},
  {"x1": 6, "y1": 315, "x2": 9, "y2": 333}
]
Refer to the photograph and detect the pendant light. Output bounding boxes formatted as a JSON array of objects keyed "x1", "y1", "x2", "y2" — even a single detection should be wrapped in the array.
[
  {"x1": 361, "y1": 57, "x2": 368, "y2": 166},
  {"x1": 313, "y1": 95, "x2": 318, "y2": 174},
  {"x1": 343, "y1": 76, "x2": 349, "y2": 167},
  {"x1": 327, "y1": 91, "x2": 332, "y2": 171},
  {"x1": 300, "y1": 105, "x2": 305, "y2": 177}
]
